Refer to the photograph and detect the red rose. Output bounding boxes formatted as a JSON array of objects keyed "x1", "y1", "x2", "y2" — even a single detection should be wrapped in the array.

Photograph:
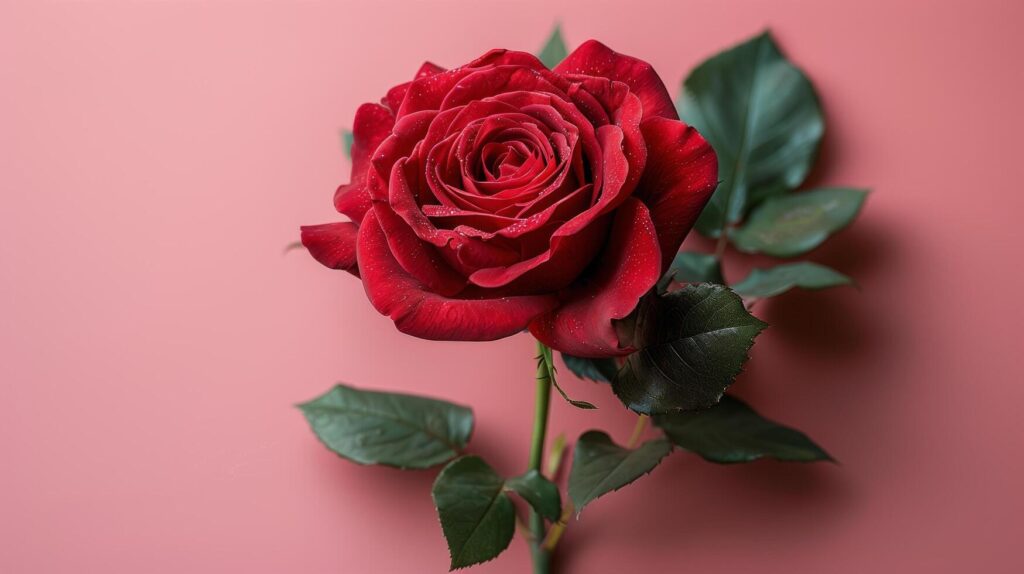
[{"x1": 302, "y1": 41, "x2": 717, "y2": 357}]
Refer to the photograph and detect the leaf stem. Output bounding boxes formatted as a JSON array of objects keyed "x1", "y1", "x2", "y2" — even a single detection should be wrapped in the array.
[
  {"x1": 626, "y1": 415, "x2": 650, "y2": 449},
  {"x1": 528, "y1": 339, "x2": 555, "y2": 573},
  {"x1": 542, "y1": 501, "x2": 574, "y2": 551}
]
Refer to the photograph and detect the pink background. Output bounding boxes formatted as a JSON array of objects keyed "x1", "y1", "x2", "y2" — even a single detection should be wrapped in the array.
[{"x1": 3, "y1": 1, "x2": 1023, "y2": 572}]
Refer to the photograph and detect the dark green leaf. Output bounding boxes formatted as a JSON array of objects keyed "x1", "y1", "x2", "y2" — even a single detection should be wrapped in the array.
[
  {"x1": 562, "y1": 353, "x2": 618, "y2": 384},
  {"x1": 537, "y1": 25, "x2": 568, "y2": 68},
  {"x1": 506, "y1": 470, "x2": 561, "y2": 521},
  {"x1": 340, "y1": 129, "x2": 353, "y2": 159},
  {"x1": 613, "y1": 284, "x2": 767, "y2": 414},
  {"x1": 653, "y1": 395, "x2": 834, "y2": 463},
  {"x1": 678, "y1": 31, "x2": 824, "y2": 237},
  {"x1": 664, "y1": 251, "x2": 723, "y2": 286},
  {"x1": 297, "y1": 383, "x2": 472, "y2": 469},
  {"x1": 732, "y1": 262, "x2": 852, "y2": 298},
  {"x1": 432, "y1": 456, "x2": 515, "y2": 570},
  {"x1": 568, "y1": 431, "x2": 672, "y2": 514},
  {"x1": 731, "y1": 188, "x2": 867, "y2": 257}
]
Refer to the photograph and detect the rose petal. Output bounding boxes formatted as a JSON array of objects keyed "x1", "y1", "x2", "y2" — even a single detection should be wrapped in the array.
[
  {"x1": 334, "y1": 103, "x2": 395, "y2": 223},
  {"x1": 556, "y1": 40, "x2": 678, "y2": 121},
  {"x1": 529, "y1": 198, "x2": 661, "y2": 357},
  {"x1": 373, "y1": 158, "x2": 466, "y2": 297},
  {"x1": 637, "y1": 117, "x2": 718, "y2": 269},
  {"x1": 568, "y1": 79, "x2": 647, "y2": 194},
  {"x1": 468, "y1": 213, "x2": 608, "y2": 293},
  {"x1": 439, "y1": 65, "x2": 566, "y2": 112},
  {"x1": 358, "y1": 212, "x2": 558, "y2": 341},
  {"x1": 396, "y1": 50, "x2": 545, "y2": 118},
  {"x1": 460, "y1": 123, "x2": 633, "y2": 292},
  {"x1": 368, "y1": 109, "x2": 437, "y2": 202},
  {"x1": 300, "y1": 222, "x2": 360, "y2": 276},
  {"x1": 383, "y1": 61, "x2": 446, "y2": 113}
]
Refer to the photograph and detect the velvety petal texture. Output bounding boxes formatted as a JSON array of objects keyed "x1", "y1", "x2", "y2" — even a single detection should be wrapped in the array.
[
  {"x1": 637, "y1": 117, "x2": 719, "y2": 269},
  {"x1": 301, "y1": 222, "x2": 359, "y2": 276},
  {"x1": 334, "y1": 103, "x2": 395, "y2": 223},
  {"x1": 529, "y1": 198, "x2": 662, "y2": 357},
  {"x1": 358, "y1": 212, "x2": 559, "y2": 341},
  {"x1": 303, "y1": 42, "x2": 718, "y2": 356},
  {"x1": 556, "y1": 40, "x2": 679, "y2": 121}
]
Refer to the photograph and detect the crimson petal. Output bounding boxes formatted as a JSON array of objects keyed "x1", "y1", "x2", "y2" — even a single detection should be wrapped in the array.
[
  {"x1": 334, "y1": 103, "x2": 395, "y2": 223},
  {"x1": 300, "y1": 222, "x2": 360, "y2": 276},
  {"x1": 358, "y1": 212, "x2": 559, "y2": 341},
  {"x1": 556, "y1": 40, "x2": 678, "y2": 121},
  {"x1": 383, "y1": 61, "x2": 446, "y2": 113},
  {"x1": 396, "y1": 50, "x2": 545, "y2": 118},
  {"x1": 529, "y1": 198, "x2": 662, "y2": 357},
  {"x1": 637, "y1": 117, "x2": 718, "y2": 269}
]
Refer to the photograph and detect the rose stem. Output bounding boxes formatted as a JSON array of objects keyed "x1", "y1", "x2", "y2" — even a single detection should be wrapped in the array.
[
  {"x1": 543, "y1": 396, "x2": 651, "y2": 555},
  {"x1": 528, "y1": 339, "x2": 555, "y2": 574}
]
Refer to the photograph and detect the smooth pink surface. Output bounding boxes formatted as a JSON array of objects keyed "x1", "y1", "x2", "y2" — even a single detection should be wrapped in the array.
[{"x1": 2, "y1": 1, "x2": 1022, "y2": 572}]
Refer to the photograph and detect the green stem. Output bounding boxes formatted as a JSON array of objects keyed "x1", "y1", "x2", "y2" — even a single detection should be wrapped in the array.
[
  {"x1": 626, "y1": 415, "x2": 650, "y2": 449},
  {"x1": 528, "y1": 340, "x2": 554, "y2": 574}
]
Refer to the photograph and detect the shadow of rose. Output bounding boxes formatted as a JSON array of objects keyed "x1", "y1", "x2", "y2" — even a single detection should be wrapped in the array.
[
  {"x1": 553, "y1": 211, "x2": 901, "y2": 570},
  {"x1": 555, "y1": 454, "x2": 856, "y2": 571},
  {"x1": 754, "y1": 217, "x2": 898, "y2": 359}
]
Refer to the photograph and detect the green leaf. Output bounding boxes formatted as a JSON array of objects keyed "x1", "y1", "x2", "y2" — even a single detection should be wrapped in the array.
[
  {"x1": 731, "y1": 188, "x2": 868, "y2": 257},
  {"x1": 653, "y1": 395, "x2": 834, "y2": 463},
  {"x1": 612, "y1": 284, "x2": 768, "y2": 414},
  {"x1": 561, "y1": 353, "x2": 618, "y2": 384},
  {"x1": 664, "y1": 251, "x2": 723, "y2": 286},
  {"x1": 505, "y1": 470, "x2": 561, "y2": 521},
  {"x1": 432, "y1": 456, "x2": 516, "y2": 570},
  {"x1": 732, "y1": 262, "x2": 852, "y2": 298},
  {"x1": 537, "y1": 24, "x2": 568, "y2": 68},
  {"x1": 678, "y1": 31, "x2": 824, "y2": 237},
  {"x1": 340, "y1": 129, "x2": 353, "y2": 159},
  {"x1": 297, "y1": 383, "x2": 473, "y2": 469},
  {"x1": 568, "y1": 431, "x2": 672, "y2": 514}
]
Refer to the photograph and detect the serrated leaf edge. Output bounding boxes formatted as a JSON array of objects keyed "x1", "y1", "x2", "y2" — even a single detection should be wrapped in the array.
[
  {"x1": 571, "y1": 433, "x2": 674, "y2": 515},
  {"x1": 431, "y1": 456, "x2": 515, "y2": 571}
]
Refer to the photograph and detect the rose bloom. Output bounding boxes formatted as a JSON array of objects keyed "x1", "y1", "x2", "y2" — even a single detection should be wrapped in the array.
[{"x1": 302, "y1": 41, "x2": 717, "y2": 358}]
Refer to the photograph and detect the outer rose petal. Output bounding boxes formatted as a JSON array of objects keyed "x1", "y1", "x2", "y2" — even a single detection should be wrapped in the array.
[
  {"x1": 395, "y1": 50, "x2": 545, "y2": 118},
  {"x1": 334, "y1": 103, "x2": 394, "y2": 223},
  {"x1": 529, "y1": 198, "x2": 662, "y2": 357},
  {"x1": 301, "y1": 222, "x2": 359, "y2": 276},
  {"x1": 556, "y1": 40, "x2": 678, "y2": 121},
  {"x1": 383, "y1": 61, "x2": 446, "y2": 113},
  {"x1": 358, "y1": 212, "x2": 559, "y2": 341},
  {"x1": 637, "y1": 117, "x2": 719, "y2": 269}
]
